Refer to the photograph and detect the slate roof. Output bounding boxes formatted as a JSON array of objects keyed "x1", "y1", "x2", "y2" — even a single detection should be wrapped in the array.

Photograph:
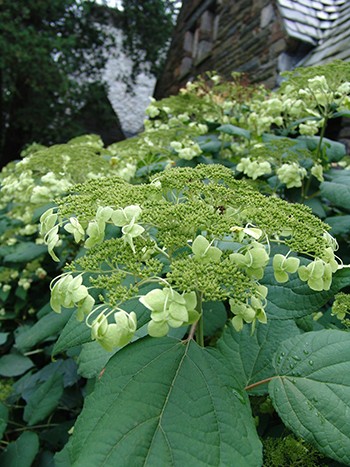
[{"x1": 277, "y1": 0, "x2": 350, "y2": 65}]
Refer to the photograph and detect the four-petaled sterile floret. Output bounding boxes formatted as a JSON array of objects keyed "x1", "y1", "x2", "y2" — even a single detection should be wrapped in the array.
[{"x1": 140, "y1": 287, "x2": 199, "y2": 337}]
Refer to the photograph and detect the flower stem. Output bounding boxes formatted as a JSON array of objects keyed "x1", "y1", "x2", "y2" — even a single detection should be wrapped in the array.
[
  {"x1": 315, "y1": 116, "x2": 328, "y2": 162},
  {"x1": 195, "y1": 291, "x2": 204, "y2": 347}
]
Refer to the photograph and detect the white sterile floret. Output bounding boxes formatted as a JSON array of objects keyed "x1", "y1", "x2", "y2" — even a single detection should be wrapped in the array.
[
  {"x1": 277, "y1": 163, "x2": 307, "y2": 188},
  {"x1": 236, "y1": 157, "x2": 271, "y2": 180},
  {"x1": 311, "y1": 164, "x2": 324, "y2": 182},
  {"x1": 145, "y1": 105, "x2": 160, "y2": 118},
  {"x1": 178, "y1": 143, "x2": 202, "y2": 161},
  {"x1": 91, "y1": 311, "x2": 137, "y2": 351}
]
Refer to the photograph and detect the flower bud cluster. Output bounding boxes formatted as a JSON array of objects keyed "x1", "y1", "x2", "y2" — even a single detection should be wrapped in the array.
[
  {"x1": 332, "y1": 292, "x2": 350, "y2": 325},
  {"x1": 45, "y1": 164, "x2": 340, "y2": 347}
]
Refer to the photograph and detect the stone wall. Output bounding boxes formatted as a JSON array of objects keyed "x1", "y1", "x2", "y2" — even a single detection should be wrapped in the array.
[{"x1": 155, "y1": 0, "x2": 302, "y2": 98}]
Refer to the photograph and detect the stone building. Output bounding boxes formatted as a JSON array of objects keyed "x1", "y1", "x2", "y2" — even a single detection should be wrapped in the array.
[{"x1": 154, "y1": 0, "x2": 350, "y2": 98}]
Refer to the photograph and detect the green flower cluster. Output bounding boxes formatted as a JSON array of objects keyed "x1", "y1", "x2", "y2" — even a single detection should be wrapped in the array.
[
  {"x1": 42, "y1": 164, "x2": 339, "y2": 350},
  {"x1": 332, "y1": 292, "x2": 350, "y2": 326}
]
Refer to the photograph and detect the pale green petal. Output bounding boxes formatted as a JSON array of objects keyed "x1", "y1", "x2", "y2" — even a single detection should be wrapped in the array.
[
  {"x1": 183, "y1": 291, "x2": 197, "y2": 311},
  {"x1": 148, "y1": 320, "x2": 169, "y2": 337},
  {"x1": 207, "y1": 246, "x2": 222, "y2": 263},
  {"x1": 124, "y1": 204, "x2": 142, "y2": 222},
  {"x1": 111, "y1": 209, "x2": 127, "y2": 226},
  {"x1": 192, "y1": 235, "x2": 209, "y2": 256},
  {"x1": 285, "y1": 257, "x2": 300, "y2": 273},
  {"x1": 298, "y1": 265, "x2": 310, "y2": 282},
  {"x1": 229, "y1": 252, "x2": 247, "y2": 268},
  {"x1": 232, "y1": 315, "x2": 244, "y2": 332},
  {"x1": 139, "y1": 289, "x2": 166, "y2": 312},
  {"x1": 168, "y1": 302, "x2": 188, "y2": 322}
]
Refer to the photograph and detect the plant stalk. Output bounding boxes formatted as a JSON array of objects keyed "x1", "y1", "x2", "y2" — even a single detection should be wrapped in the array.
[{"x1": 195, "y1": 291, "x2": 204, "y2": 347}]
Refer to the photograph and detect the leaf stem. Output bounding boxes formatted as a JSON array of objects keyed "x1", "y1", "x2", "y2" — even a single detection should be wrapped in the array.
[
  {"x1": 195, "y1": 291, "x2": 204, "y2": 347},
  {"x1": 244, "y1": 376, "x2": 276, "y2": 391}
]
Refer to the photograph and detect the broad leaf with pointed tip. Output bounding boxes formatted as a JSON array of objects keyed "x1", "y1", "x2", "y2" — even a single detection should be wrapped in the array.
[
  {"x1": 211, "y1": 319, "x2": 300, "y2": 394},
  {"x1": 269, "y1": 330, "x2": 350, "y2": 465},
  {"x1": 262, "y1": 264, "x2": 350, "y2": 319},
  {"x1": 68, "y1": 337, "x2": 262, "y2": 466}
]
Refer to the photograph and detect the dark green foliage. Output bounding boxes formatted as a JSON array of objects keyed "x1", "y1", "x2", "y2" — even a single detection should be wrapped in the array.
[
  {"x1": 120, "y1": 0, "x2": 180, "y2": 82},
  {"x1": 0, "y1": 0, "x2": 113, "y2": 166},
  {"x1": 263, "y1": 435, "x2": 326, "y2": 467}
]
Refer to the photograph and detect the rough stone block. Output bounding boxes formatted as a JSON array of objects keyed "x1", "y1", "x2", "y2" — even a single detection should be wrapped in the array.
[
  {"x1": 260, "y1": 3, "x2": 275, "y2": 28},
  {"x1": 183, "y1": 31, "x2": 194, "y2": 53},
  {"x1": 179, "y1": 57, "x2": 193, "y2": 78}
]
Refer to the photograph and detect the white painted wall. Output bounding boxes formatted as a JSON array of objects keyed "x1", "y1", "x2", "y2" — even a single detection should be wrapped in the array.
[{"x1": 103, "y1": 29, "x2": 156, "y2": 136}]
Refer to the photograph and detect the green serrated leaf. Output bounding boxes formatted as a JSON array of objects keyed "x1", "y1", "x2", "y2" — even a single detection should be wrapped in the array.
[
  {"x1": 2, "y1": 242, "x2": 47, "y2": 263},
  {"x1": 54, "y1": 438, "x2": 73, "y2": 467},
  {"x1": 77, "y1": 324, "x2": 149, "y2": 378},
  {"x1": 304, "y1": 198, "x2": 326, "y2": 218},
  {"x1": 332, "y1": 110, "x2": 350, "y2": 118},
  {"x1": 23, "y1": 373, "x2": 64, "y2": 426},
  {"x1": 212, "y1": 319, "x2": 300, "y2": 394},
  {"x1": 0, "y1": 431, "x2": 39, "y2": 467},
  {"x1": 69, "y1": 337, "x2": 262, "y2": 466},
  {"x1": 320, "y1": 173, "x2": 350, "y2": 210},
  {"x1": 325, "y1": 214, "x2": 350, "y2": 235},
  {"x1": 52, "y1": 310, "x2": 91, "y2": 356},
  {"x1": 199, "y1": 140, "x2": 222, "y2": 154},
  {"x1": 217, "y1": 124, "x2": 251, "y2": 140},
  {"x1": 262, "y1": 263, "x2": 350, "y2": 319},
  {"x1": 15, "y1": 310, "x2": 70, "y2": 352},
  {"x1": 203, "y1": 301, "x2": 227, "y2": 336},
  {"x1": 298, "y1": 136, "x2": 346, "y2": 162},
  {"x1": 77, "y1": 341, "x2": 117, "y2": 379},
  {"x1": 0, "y1": 353, "x2": 34, "y2": 377},
  {"x1": 269, "y1": 330, "x2": 350, "y2": 465}
]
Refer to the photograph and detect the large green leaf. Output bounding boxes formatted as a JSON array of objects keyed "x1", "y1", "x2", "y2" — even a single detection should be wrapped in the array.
[
  {"x1": 77, "y1": 324, "x2": 149, "y2": 378},
  {"x1": 203, "y1": 301, "x2": 227, "y2": 336},
  {"x1": 262, "y1": 264, "x2": 350, "y2": 319},
  {"x1": 68, "y1": 337, "x2": 262, "y2": 466},
  {"x1": 15, "y1": 310, "x2": 70, "y2": 352},
  {"x1": 320, "y1": 172, "x2": 350, "y2": 210},
  {"x1": 77, "y1": 341, "x2": 117, "y2": 379},
  {"x1": 0, "y1": 332, "x2": 9, "y2": 345},
  {"x1": 23, "y1": 373, "x2": 64, "y2": 426},
  {"x1": 1, "y1": 242, "x2": 47, "y2": 263},
  {"x1": 212, "y1": 319, "x2": 300, "y2": 395},
  {"x1": 0, "y1": 431, "x2": 39, "y2": 467},
  {"x1": 217, "y1": 124, "x2": 251, "y2": 140},
  {"x1": 325, "y1": 214, "x2": 350, "y2": 235},
  {"x1": 199, "y1": 140, "x2": 222, "y2": 154},
  {"x1": 269, "y1": 330, "x2": 350, "y2": 464},
  {"x1": 52, "y1": 310, "x2": 91, "y2": 356},
  {"x1": 298, "y1": 136, "x2": 346, "y2": 162},
  {"x1": 0, "y1": 353, "x2": 34, "y2": 377}
]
